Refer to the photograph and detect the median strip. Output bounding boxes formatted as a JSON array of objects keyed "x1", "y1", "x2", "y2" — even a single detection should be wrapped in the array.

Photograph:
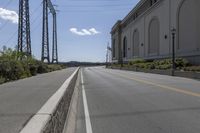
[{"x1": 20, "y1": 67, "x2": 80, "y2": 133}]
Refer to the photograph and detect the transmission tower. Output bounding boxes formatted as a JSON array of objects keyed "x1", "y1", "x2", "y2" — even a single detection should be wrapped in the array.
[
  {"x1": 41, "y1": 0, "x2": 58, "y2": 63},
  {"x1": 18, "y1": 0, "x2": 31, "y2": 56},
  {"x1": 52, "y1": 13, "x2": 58, "y2": 63},
  {"x1": 41, "y1": 0, "x2": 50, "y2": 63}
]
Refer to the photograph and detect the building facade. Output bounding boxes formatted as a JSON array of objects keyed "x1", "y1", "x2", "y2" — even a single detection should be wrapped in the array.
[{"x1": 111, "y1": 0, "x2": 200, "y2": 64}]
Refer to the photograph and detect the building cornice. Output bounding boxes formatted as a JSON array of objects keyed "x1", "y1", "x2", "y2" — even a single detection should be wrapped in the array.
[
  {"x1": 111, "y1": 0, "x2": 147, "y2": 34},
  {"x1": 121, "y1": 0, "x2": 147, "y2": 25},
  {"x1": 111, "y1": 0, "x2": 164, "y2": 34},
  {"x1": 111, "y1": 20, "x2": 122, "y2": 34}
]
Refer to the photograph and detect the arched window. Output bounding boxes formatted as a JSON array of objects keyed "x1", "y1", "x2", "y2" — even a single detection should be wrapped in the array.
[
  {"x1": 133, "y1": 29, "x2": 139, "y2": 57},
  {"x1": 123, "y1": 37, "x2": 127, "y2": 58},
  {"x1": 178, "y1": 0, "x2": 200, "y2": 52},
  {"x1": 149, "y1": 18, "x2": 160, "y2": 55}
]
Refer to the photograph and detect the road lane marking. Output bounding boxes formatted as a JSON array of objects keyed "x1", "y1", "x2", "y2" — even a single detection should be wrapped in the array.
[
  {"x1": 81, "y1": 70, "x2": 93, "y2": 133},
  {"x1": 105, "y1": 70, "x2": 200, "y2": 98}
]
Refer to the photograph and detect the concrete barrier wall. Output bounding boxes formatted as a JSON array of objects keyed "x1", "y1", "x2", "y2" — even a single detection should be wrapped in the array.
[{"x1": 20, "y1": 68, "x2": 79, "y2": 133}]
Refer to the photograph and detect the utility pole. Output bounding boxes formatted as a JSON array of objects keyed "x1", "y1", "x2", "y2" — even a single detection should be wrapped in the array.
[
  {"x1": 18, "y1": 0, "x2": 31, "y2": 57},
  {"x1": 106, "y1": 43, "x2": 109, "y2": 67},
  {"x1": 171, "y1": 28, "x2": 176, "y2": 76}
]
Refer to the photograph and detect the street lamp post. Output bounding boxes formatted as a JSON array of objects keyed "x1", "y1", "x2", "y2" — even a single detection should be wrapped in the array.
[
  {"x1": 120, "y1": 50, "x2": 123, "y2": 68},
  {"x1": 171, "y1": 28, "x2": 176, "y2": 76},
  {"x1": 106, "y1": 42, "x2": 112, "y2": 68},
  {"x1": 106, "y1": 49, "x2": 108, "y2": 68}
]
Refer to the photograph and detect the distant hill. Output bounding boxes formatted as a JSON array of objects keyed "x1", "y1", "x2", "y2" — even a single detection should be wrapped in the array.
[{"x1": 59, "y1": 61, "x2": 106, "y2": 67}]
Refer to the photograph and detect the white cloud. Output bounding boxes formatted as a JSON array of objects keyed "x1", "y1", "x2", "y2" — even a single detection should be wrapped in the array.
[
  {"x1": 0, "y1": 8, "x2": 18, "y2": 24},
  {"x1": 70, "y1": 28, "x2": 85, "y2": 36},
  {"x1": 69, "y1": 28, "x2": 100, "y2": 36},
  {"x1": 82, "y1": 29, "x2": 92, "y2": 35},
  {"x1": 89, "y1": 28, "x2": 100, "y2": 34}
]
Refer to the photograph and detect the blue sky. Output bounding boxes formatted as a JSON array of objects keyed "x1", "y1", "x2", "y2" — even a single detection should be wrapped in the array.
[{"x1": 0, "y1": 0, "x2": 139, "y2": 62}]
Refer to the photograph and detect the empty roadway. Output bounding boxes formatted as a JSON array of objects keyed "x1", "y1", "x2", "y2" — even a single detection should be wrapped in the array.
[
  {"x1": 0, "y1": 67, "x2": 77, "y2": 133},
  {"x1": 76, "y1": 67, "x2": 200, "y2": 133}
]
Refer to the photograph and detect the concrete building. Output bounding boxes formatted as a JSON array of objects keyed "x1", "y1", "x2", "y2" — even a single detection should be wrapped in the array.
[{"x1": 111, "y1": 0, "x2": 200, "y2": 64}]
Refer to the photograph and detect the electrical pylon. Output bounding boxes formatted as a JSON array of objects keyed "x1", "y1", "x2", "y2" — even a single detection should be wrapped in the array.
[
  {"x1": 42, "y1": 0, "x2": 58, "y2": 63},
  {"x1": 52, "y1": 13, "x2": 58, "y2": 63},
  {"x1": 41, "y1": 0, "x2": 50, "y2": 63},
  {"x1": 18, "y1": 0, "x2": 31, "y2": 57}
]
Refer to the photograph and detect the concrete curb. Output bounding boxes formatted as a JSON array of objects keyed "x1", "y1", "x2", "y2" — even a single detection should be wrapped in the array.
[
  {"x1": 62, "y1": 70, "x2": 81, "y2": 133},
  {"x1": 109, "y1": 67, "x2": 200, "y2": 80},
  {"x1": 20, "y1": 67, "x2": 80, "y2": 133}
]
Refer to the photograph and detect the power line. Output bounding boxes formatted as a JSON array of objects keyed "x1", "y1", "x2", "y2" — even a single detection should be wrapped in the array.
[
  {"x1": 59, "y1": 4, "x2": 133, "y2": 7},
  {"x1": 2, "y1": 0, "x2": 13, "y2": 9},
  {"x1": 0, "y1": 2, "x2": 42, "y2": 41},
  {"x1": 3, "y1": 3, "x2": 42, "y2": 46},
  {"x1": 0, "y1": 0, "x2": 15, "y2": 31},
  {"x1": 66, "y1": 0, "x2": 131, "y2": 1},
  {"x1": 0, "y1": 21, "x2": 9, "y2": 31},
  {"x1": 32, "y1": 20, "x2": 42, "y2": 33},
  {"x1": 4, "y1": 30, "x2": 18, "y2": 46},
  {"x1": 4, "y1": 12, "x2": 42, "y2": 48},
  {"x1": 30, "y1": 2, "x2": 42, "y2": 15},
  {"x1": 60, "y1": 7, "x2": 132, "y2": 13}
]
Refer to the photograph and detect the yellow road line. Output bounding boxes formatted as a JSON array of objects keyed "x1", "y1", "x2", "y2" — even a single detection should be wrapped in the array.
[{"x1": 107, "y1": 70, "x2": 200, "y2": 98}]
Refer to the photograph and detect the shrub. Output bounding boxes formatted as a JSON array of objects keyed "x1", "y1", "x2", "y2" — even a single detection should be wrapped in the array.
[
  {"x1": 145, "y1": 63, "x2": 155, "y2": 69},
  {"x1": 0, "y1": 76, "x2": 5, "y2": 84},
  {"x1": 155, "y1": 64, "x2": 171, "y2": 70},
  {"x1": 29, "y1": 64, "x2": 38, "y2": 76},
  {"x1": 153, "y1": 58, "x2": 189, "y2": 70},
  {"x1": 183, "y1": 66, "x2": 200, "y2": 72},
  {"x1": 0, "y1": 60, "x2": 24, "y2": 81},
  {"x1": 121, "y1": 58, "x2": 190, "y2": 70},
  {"x1": 133, "y1": 63, "x2": 145, "y2": 69},
  {"x1": 37, "y1": 62, "x2": 48, "y2": 74},
  {"x1": 128, "y1": 58, "x2": 146, "y2": 66},
  {"x1": 175, "y1": 58, "x2": 189, "y2": 68},
  {"x1": 20, "y1": 61, "x2": 31, "y2": 78},
  {"x1": 153, "y1": 59, "x2": 171, "y2": 66},
  {"x1": 0, "y1": 46, "x2": 66, "y2": 84},
  {"x1": 47, "y1": 64, "x2": 62, "y2": 72}
]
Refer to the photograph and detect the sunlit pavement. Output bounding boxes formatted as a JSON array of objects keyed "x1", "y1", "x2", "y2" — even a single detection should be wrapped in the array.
[{"x1": 76, "y1": 66, "x2": 200, "y2": 133}]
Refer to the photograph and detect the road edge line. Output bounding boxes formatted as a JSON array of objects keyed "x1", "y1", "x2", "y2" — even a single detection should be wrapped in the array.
[{"x1": 81, "y1": 69, "x2": 93, "y2": 133}]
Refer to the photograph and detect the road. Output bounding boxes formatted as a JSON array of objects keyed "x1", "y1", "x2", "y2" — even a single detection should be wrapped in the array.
[
  {"x1": 76, "y1": 67, "x2": 200, "y2": 133},
  {"x1": 0, "y1": 67, "x2": 77, "y2": 133}
]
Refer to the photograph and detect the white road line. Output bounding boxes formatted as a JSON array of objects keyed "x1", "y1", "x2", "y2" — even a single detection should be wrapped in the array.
[{"x1": 81, "y1": 70, "x2": 93, "y2": 133}]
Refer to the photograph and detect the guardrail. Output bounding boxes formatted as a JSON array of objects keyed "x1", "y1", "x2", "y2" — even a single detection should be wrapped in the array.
[{"x1": 20, "y1": 68, "x2": 80, "y2": 133}]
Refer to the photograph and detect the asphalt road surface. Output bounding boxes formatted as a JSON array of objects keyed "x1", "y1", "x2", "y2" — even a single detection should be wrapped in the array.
[
  {"x1": 0, "y1": 67, "x2": 77, "y2": 133},
  {"x1": 76, "y1": 66, "x2": 200, "y2": 133}
]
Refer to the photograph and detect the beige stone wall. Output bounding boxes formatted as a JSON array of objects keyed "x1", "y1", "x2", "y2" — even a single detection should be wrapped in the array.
[
  {"x1": 111, "y1": 32, "x2": 118, "y2": 61},
  {"x1": 112, "y1": 0, "x2": 200, "y2": 64},
  {"x1": 177, "y1": 0, "x2": 200, "y2": 53}
]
